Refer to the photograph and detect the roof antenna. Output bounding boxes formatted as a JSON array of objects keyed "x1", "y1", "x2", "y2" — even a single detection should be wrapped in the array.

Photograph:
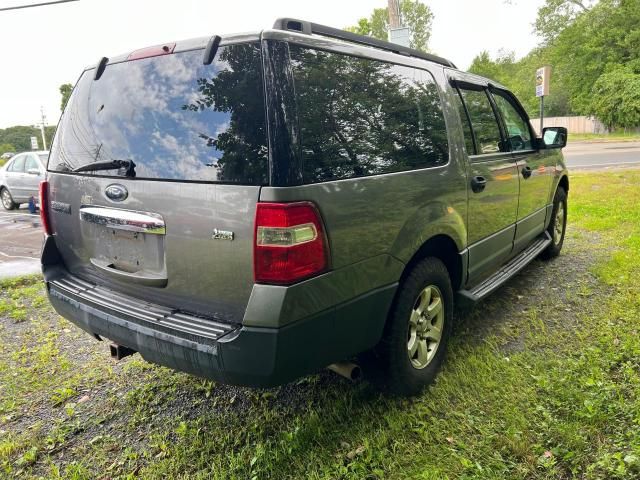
[
  {"x1": 203, "y1": 35, "x2": 221, "y2": 65},
  {"x1": 94, "y1": 57, "x2": 108, "y2": 81}
]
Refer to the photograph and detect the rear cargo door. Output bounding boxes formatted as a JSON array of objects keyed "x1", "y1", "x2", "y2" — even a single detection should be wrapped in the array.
[{"x1": 46, "y1": 42, "x2": 268, "y2": 323}]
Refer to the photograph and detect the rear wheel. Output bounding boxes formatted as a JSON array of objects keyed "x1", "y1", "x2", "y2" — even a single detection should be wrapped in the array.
[
  {"x1": 1, "y1": 188, "x2": 16, "y2": 210},
  {"x1": 541, "y1": 186, "x2": 567, "y2": 260},
  {"x1": 378, "y1": 257, "x2": 453, "y2": 396}
]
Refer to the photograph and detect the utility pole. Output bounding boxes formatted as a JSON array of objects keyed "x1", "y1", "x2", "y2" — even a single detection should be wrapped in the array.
[
  {"x1": 388, "y1": 0, "x2": 401, "y2": 28},
  {"x1": 388, "y1": 0, "x2": 410, "y2": 47},
  {"x1": 39, "y1": 107, "x2": 47, "y2": 150}
]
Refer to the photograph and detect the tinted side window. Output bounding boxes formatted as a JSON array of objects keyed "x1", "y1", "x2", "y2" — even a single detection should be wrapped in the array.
[
  {"x1": 492, "y1": 91, "x2": 533, "y2": 151},
  {"x1": 453, "y1": 88, "x2": 476, "y2": 155},
  {"x1": 9, "y1": 155, "x2": 25, "y2": 172},
  {"x1": 458, "y1": 88, "x2": 504, "y2": 155},
  {"x1": 289, "y1": 46, "x2": 448, "y2": 183}
]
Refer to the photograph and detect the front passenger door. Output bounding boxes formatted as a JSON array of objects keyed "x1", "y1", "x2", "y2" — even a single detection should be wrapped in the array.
[
  {"x1": 454, "y1": 85, "x2": 519, "y2": 284},
  {"x1": 490, "y1": 89, "x2": 554, "y2": 252}
]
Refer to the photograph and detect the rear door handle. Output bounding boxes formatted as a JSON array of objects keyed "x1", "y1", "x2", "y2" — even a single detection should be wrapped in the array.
[
  {"x1": 471, "y1": 176, "x2": 487, "y2": 193},
  {"x1": 522, "y1": 166, "x2": 532, "y2": 179}
]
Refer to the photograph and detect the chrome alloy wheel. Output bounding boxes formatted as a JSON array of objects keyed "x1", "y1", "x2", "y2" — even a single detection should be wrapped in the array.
[
  {"x1": 1, "y1": 189, "x2": 13, "y2": 210},
  {"x1": 553, "y1": 201, "x2": 565, "y2": 244},
  {"x1": 407, "y1": 284, "x2": 444, "y2": 369}
]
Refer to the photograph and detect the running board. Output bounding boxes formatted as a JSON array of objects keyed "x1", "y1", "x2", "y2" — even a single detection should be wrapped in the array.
[{"x1": 457, "y1": 232, "x2": 552, "y2": 305}]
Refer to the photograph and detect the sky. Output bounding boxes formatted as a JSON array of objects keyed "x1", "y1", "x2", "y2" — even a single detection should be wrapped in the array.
[{"x1": 0, "y1": 0, "x2": 545, "y2": 129}]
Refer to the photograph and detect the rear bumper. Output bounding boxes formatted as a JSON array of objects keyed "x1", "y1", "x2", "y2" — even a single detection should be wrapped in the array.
[{"x1": 43, "y1": 239, "x2": 397, "y2": 387}]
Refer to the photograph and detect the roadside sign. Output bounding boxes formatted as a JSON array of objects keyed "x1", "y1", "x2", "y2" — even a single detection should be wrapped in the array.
[
  {"x1": 388, "y1": 26, "x2": 411, "y2": 48},
  {"x1": 30, "y1": 136, "x2": 38, "y2": 150},
  {"x1": 536, "y1": 66, "x2": 551, "y2": 97}
]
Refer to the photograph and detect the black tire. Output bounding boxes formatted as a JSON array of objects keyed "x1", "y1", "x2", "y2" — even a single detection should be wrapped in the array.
[
  {"x1": 541, "y1": 186, "x2": 567, "y2": 260},
  {"x1": 377, "y1": 257, "x2": 454, "y2": 396},
  {"x1": 1, "y1": 187, "x2": 17, "y2": 211}
]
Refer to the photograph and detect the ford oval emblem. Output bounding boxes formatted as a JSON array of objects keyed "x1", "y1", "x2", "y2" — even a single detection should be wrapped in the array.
[{"x1": 105, "y1": 184, "x2": 128, "y2": 202}]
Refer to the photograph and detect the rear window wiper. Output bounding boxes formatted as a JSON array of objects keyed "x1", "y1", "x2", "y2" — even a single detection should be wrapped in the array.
[{"x1": 72, "y1": 159, "x2": 136, "y2": 177}]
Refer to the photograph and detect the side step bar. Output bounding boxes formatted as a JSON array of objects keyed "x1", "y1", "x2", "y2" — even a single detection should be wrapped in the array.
[{"x1": 457, "y1": 232, "x2": 552, "y2": 306}]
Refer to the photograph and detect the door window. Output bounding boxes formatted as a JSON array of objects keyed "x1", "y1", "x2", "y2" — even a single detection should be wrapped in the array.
[
  {"x1": 453, "y1": 88, "x2": 476, "y2": 155},
  {"x1": 289, "y1": 46, "x2": 449, "y2": 183},
  {"x1": 8, "y1": 155, "x2": 25, "y2": 172},
  {"x1": 458, "y1": 88, "x2": 504, "y2": 155},
  {"x1": 25, "y1": 156, "x2": 40, "y2": 173},
  {"x1": 492, "y1": 91, "x2": 533, "y2": 151}
]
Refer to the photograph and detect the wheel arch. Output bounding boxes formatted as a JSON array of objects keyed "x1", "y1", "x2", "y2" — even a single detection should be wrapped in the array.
[
  {"x1": 558, "y1": 174, "x2": 569, "y2": 193},
  {"x1": 400, "y1": 234, "x2": 463, "y2": 291}
]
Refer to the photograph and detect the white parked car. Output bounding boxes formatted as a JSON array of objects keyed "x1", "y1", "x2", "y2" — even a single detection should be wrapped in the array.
[{"x1": 0, "y1": 151, "x2": 48, "y2": 210}]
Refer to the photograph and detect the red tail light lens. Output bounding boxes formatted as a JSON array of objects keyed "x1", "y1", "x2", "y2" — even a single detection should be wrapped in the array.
[
  {"x1": 254, "y1": 202, "x2": 329, "y2": 285},
  {"x1": 39, "y1": 180, "x2": 53, "y2": 235}
]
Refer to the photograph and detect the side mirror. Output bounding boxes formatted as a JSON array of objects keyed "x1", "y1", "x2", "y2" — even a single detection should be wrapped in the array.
[
  {"x1": 27, "y1": 168, "x2": 41, "y2": 175},
  {"x1": 541, "y1": 127, "x2": 567, "y2": 149}
]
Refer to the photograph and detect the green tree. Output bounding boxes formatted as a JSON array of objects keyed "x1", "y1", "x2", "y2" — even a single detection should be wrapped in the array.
[
  {"x1": 0, "y1": 126, "x2": 56, "y2": 152},
  {"x1": 0, "y1": 143, "x2": 15, "y2": 165},
  {"x1": 469, "y1": 0, "x2": 639, "y2": 122},
  {"x1": 346, "y1": 0, "x2": 434, "y2": 52},
  {"x1": 0, "y1": 143, "x2": 15, "y2": 155},
  {"x1": 59, "y1": 83, "x2": 73, "y2": 112},
  {"x1": 550, "y1": 0, "x2": 640, "y2": 114},
  {"x1": 534, "y1": 0, "x2": 594, "y2": 43},
  {"x1": 589, "y1": 68, "x2": 640, "y2": 128},
  {"x1": 468, "y1": 49, "x2": 572, "y2": 118}
]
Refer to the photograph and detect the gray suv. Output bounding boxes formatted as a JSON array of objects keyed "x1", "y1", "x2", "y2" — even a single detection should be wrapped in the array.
[{"x1": 41, "y1": 19, "x2": 568, "y2": 395}]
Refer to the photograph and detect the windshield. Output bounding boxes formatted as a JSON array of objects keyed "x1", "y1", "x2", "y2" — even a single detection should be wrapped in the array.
[{"x1": 49, "y1": 43, "x2": 268, "y2": 185}]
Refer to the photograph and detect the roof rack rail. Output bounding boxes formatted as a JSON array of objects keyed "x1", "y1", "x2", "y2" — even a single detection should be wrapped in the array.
[{"x1": 272, "y1": 17, "x2": 456, "y2": 69}]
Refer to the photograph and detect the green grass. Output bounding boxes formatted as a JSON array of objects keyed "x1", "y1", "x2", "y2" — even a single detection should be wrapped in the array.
[
  {"x1": 1, "y1": 172, "x2": 640, "y2": 479},
  {"x1": 569, "y1": 131, "x2": 640, "y2": 143}
]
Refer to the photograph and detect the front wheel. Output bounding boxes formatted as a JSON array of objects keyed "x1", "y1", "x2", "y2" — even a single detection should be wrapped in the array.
[
  {"x1": 1, "y1": 188, "x2": 17, "y2": 211},
  {"x1": 377, "y1": 257, "x2": 453, "y2": 396},
  {"x1": 541, "y1": 186, "x2": 567, "y2": 260}
]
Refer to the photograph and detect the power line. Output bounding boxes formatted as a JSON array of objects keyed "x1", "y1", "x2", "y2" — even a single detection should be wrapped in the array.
[{"x1": 0, "y1": 0, "x2": 80, "y2": 12}]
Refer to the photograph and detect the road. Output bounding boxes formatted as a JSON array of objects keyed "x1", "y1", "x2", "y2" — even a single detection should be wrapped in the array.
[
  {"x1": 563, "y1": 141, "x2": 640, "y2": 169},
  {"x1": 0, "y1": 141, "x2": 638, "y2": 279},
  {"x1": 0, "y1": 207, "x2": 43, "y2": 279}
]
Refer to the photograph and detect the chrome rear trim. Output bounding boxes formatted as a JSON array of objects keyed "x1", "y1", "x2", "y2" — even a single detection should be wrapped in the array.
[{"x1": 79, "y1": 206, "x2": 166, "y2": 234}]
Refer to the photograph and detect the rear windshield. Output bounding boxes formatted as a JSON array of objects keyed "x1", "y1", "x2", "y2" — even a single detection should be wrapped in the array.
[{"x1": 49, "y1": 43, "x2": 268, "y2": 184}]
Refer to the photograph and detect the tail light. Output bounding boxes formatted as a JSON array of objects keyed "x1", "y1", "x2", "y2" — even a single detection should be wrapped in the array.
[
  {"x1": 254, "y1": 202, "x2": 329, "y2": 285},
  {"x1": 39, "y1": 180, "x2": 53, "y2": 235}
]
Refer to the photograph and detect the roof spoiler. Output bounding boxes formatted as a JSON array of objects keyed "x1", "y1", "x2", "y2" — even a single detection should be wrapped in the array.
[
  {"x1": 272, "y1": 17, "x2": 456, "y2": 69},
  {"x1": 94, "y1": 57, "x2": 108, "y2": 81},
  {"x1": 203, "y1": 35, "x2": 222, "y2": 65}
]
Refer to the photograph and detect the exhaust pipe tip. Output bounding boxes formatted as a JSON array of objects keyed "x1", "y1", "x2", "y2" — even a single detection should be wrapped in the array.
[
  {"x1": 109, "y1": 343, "x2": 137, "y2": 361},
  {"x1": 328, "y1": 362, "x2": 362, "y2": 382}
]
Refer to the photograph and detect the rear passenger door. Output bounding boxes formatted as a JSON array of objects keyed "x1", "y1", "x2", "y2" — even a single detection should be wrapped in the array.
[
  {"x1": 453, "y1": 85, "x2": 519, "y2": 283},
  {"x1": 490, "y1": 89, "x2": 553, "y2": 252},
  {"x1": 23, "y1": 154, "x2": 42, "y2": 199}
]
